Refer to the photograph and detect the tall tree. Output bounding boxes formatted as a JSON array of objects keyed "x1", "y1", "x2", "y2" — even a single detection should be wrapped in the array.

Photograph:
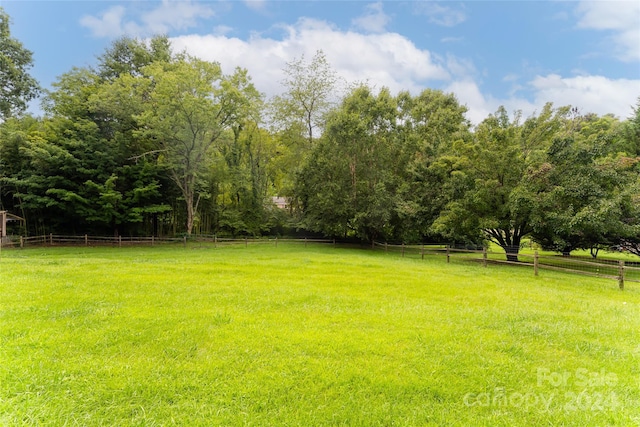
[
  {"x1": 433, "y1": 104, "x2": 570, "y2": 261},
  {"x1": 297, "y1": 86, "x2": 403, "y2": 241},
  {"x1": 96, "y1": 35, "x2": 172, "y2": 81},
  {"x1": 395, "y1": 89, "x2": 471, "y2": 242},
  {"x1": 271, "y1": 50, "x2": 339, "y2": 146},
  {"x1": 529, "y1": 113, "x2": 631, "y2": 256},
  {"x1": 0, "y1": 7, "x2": 40, "y2": 119},
  {"x1": 131, "y1": 57, "x2": 261, "y2": 235}
]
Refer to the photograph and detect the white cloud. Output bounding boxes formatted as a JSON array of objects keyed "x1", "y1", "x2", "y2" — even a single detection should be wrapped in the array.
[
  {"x1": 576, "y1": 1, "x2": 640, "y2": 62},
  {"x1": 529, "y1": 74, "x2": 640, "y2": 118},
  {"x1": 244, "y1": 0, "x2": 267, "y2": 12},
  {"x1": 141, "y1": 0, "x2": 214, "y2": 34},
  {"x1": 80, "y1": 0, "x2": 214, "y2": 38},
  {"x1": 413, "y1": 2, "x2": 466, "y2": 27},
  {"x1": 80, "y1": 6, "x2": 131, "y2": 38},
  {"x1": 351, "y1": 2, "x2": 391, "y2": 33},
  {"x1": 82, "y1": 4, "x2": 637, "y2": 126},
  {"x1": 440, "y1": 36, "x2": 463, "y2": 44},
  {"x1": 169, "y1": 16, "x2": 639, "y2": 125},
  {"x1": 445, "y1": 54, "x2": 475, "y2": 79},
  {"x1": 170, "y1": 18, "x2": 449, "y2": 100},
  {"x1": 447, "y1": 74, "x2": 640, "y2": 125}
]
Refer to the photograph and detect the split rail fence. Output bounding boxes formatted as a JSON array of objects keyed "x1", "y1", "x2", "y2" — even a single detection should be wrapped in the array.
[
  {"x1": 1, "y1": 235, "x2": 637, "y2": 290},
  {"x1": 371, "y1": 242, "x2": 639, "y2": 290}
]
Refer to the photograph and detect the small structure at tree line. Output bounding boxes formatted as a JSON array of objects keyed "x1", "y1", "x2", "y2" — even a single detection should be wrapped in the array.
[
  {"x1": 0, "y1": 211, "x2": 24, "y2": 240},
  {"x1": 271, "y1": 197, "x2": 289, "y2": 210}
]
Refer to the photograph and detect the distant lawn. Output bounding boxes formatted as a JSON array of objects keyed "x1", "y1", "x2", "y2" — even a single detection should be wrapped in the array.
[{"x1": 1, "y1": 243, "x2": 639, "y2": 426}]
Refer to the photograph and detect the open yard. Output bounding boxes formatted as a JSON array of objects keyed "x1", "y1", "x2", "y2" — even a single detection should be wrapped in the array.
[{"x1": 1, "y1": 243, "x2": 639, "y2": 426}]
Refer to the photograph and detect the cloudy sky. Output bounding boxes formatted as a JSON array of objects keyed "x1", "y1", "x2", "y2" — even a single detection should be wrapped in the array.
[{"x1": 3, "y1": 0, "x2": 640, "y2": 123}]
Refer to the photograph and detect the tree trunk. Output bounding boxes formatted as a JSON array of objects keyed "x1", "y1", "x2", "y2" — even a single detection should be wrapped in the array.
[
  {"x1": 505, "y1": 249, "x2": 519, "y2": 263},
  {"x1": 185, "y1": 196, "x2": 194, "y2": 235},
  {"x1": 504, "y1": 235, "x2": 522, "y2": 262}
]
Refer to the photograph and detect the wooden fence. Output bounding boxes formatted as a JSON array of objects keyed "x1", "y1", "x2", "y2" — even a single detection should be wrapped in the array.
[
  {"x1": 1, "y1": 235, "x2": 637, "y2": 289},
  {"x1": 0, "y1": 234, "x2": 337, "y2": 249},
  {"x1": 371, "y1": 242, "x2": 639, "y2": 290}
]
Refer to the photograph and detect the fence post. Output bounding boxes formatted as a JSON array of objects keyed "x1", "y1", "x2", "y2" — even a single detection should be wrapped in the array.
[
  {"x1": 402, "y1": 243, "x2": 405, "y2": 257},
  {"x1": 421, "y1": 244, "x2": 424, "y2": 260},
  {"x1": 534, "y1": 250, "x2": 539, "y2": 277},
  {"x1": 183, "y1": 236, "x2": 187, "y2": 248},
  {"x1": 618, "y1": 261, "x2": 625, "y2": 291},
  {"x1": 446, "y1": 246, "x2": 450, "y2": 264},
  {"x1": 214, "y1": 235, "x2": 217, "y2": 248},
  {"x1": 85, "y1": 234, "x2": 88, "y2": 246},
  {"x1": 20, "y1": 236, "x2": 24, "y2": 248},
  {"x1": 49, "y1": 233, "x2": 53, "y2": 246},
  {"x1": 305, "y1": 237, "x2": 307, "y2": 248},
  {"x1": 119, "y1": 235, "x2": 122, "y2": 248},
  {"x1": 482, "y1": 247, "x2": 487, "y2": 267}
]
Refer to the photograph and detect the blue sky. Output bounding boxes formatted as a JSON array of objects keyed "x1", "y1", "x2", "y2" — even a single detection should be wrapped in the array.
[{"x1": 2, "y1": 0, "x2": 639, "y2": 123}]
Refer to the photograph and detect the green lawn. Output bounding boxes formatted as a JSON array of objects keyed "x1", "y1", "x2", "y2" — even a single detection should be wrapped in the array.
[{"x1": 1, "y1": 243, "x2": 639, "y2": 426}]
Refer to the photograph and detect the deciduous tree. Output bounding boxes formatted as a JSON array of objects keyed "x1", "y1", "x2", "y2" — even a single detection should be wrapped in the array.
[
  {"x1": 0, "y1": 7, "x2": 40, "y2": 119},
  {"x1": 433, "y1": 104, "x2": 570, "y2": 261}
]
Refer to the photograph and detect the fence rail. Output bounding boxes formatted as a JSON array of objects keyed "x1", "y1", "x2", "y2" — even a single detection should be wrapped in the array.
[
  {"x1": 0, "y1": 234, "x2": 337, "y2": 249},
  {"x1": 370, "y1": 241, "x2": 639, "y2": 289},
  {"x1": 1, "y1": 234, "x2": 637, "y2": 289}
]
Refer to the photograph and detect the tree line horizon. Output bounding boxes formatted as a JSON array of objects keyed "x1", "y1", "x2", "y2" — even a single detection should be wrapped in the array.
[{"x1": 1, "y1": 11, "x2": 639, "y2": 260}]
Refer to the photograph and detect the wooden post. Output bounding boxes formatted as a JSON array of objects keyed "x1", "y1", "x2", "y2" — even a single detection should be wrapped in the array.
[
  {"x1": 421, "y1": 244, "x2": 424, "y2": 260},
  {"x1": 446, "y1": 246, "x2": 450, "y2": 264},
  {"x1": 618, "y1": 260, "x2": 625, "y2": 291},
  {"x1": 20, "y1": 236, "x2": 24, "y2": 248},
  {"x1": 49, "y1": 233, "x2": 53, "y2": 246},
  {"x1": 482, "y1": 247, "x2": 487, "y2": 267},
  {"x1": 183, "y1": 236, "x2": 187, "y2": 248},
  {"x1": 402, "y1": 243, "x2": 405, "y2": 257},
  {"x1": 534, "y1": 251, "x2": 539, "y2": 276},
  {"x1": 214, "y1": 235, "x2": 217, "y2": 248},
  {"x1": 85, "y1": 234, "x2": 88, "y2": 246},
  {"x1": 119, "y1": 235, "x2": 122, "y2": 248}
]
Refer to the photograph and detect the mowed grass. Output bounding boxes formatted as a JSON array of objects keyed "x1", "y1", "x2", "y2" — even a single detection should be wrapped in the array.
[{"x1": 1, "y1": 243, "x2": 639, "y2": 426}]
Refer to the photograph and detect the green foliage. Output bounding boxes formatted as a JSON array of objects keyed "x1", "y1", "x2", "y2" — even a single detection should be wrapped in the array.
[
  {"x1": 434, "y1": 104, "x2": 570, "y2": 260},
  {"x1": 297, "y1": 86, "x2": 472, "y2": 243},
  {"x1": 0, "y1": 7, "x2": 40, "y2": 119},
  {"x1": 1, "y1": 29, "x2": 638, "y2": 252},
  {"x1": 297, "y1": 86, "x2": 400, "y2": 240},
  {"x1": 396, "y1": 89, "x2": 471, "y2": 242},
  {"x1": 270, "y1": 50, "x2": 339, "y2": 146},
  {"x1": 529, "y1": 113, "x2": 635, "y2": 256}
]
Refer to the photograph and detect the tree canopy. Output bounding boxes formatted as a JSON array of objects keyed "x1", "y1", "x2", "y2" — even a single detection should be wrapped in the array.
[{"x1": 0, "y1": 11, "x2": 638, "y2": 260}]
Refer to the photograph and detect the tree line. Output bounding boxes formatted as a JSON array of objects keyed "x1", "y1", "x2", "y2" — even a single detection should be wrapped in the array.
[{"x1": 1, "y1": 9, "x2": 638, "y2": 260}]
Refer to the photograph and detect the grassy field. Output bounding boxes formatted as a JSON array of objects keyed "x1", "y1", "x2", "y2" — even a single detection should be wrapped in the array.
[{"x1": 1, "y1": 243, "x2": 639, "y2": 426}]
